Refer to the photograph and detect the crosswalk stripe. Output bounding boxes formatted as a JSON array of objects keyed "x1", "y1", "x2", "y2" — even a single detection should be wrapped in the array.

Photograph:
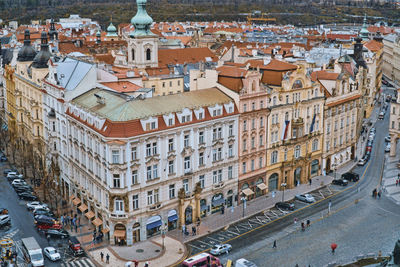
[{"x1": 83, "y1": 258, "x2": 95, "y2": 266}]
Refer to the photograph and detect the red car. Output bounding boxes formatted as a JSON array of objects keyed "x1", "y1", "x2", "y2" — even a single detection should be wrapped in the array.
[{"x1": 35, "y1": 215, "x2": 62, "y2": 231}]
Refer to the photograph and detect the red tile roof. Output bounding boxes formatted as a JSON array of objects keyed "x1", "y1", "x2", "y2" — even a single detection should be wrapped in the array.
[
  {"x1": 310, "y1": 70, "x2": 339, "y2": 81},
  {"x1": 263, "y1": 59, "x2": 298, "y2": 71},
  {"x1": 217, "y1": 66, "x2": 247, "y2": 78},
  {"x1": 364, "y1": 39, "x2": 384, "y2": 52},
  {"x1": 158, "y1": 47, "x2": 218, "y2": 67},
  {"x1": 100, "y1": 81, "x2": 142, "y2": 93}
]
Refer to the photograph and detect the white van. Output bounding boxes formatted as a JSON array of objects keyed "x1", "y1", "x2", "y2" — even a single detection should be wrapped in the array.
[
  {"x1": 235, "y1": 258, "x2": 258, "y2": 267},
  {"x1": 21, "y1": 237, "x2": 44, "y2": 267}
]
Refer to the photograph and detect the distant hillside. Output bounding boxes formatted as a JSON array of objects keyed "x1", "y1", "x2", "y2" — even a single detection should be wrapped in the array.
[{"x1": 0, "y1": 0, "x2": 398, "y2": 27}]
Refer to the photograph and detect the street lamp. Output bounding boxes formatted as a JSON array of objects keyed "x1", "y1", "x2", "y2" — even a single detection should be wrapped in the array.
[
  {"x1": 281, "y1": 183, "x2": 287, "y2": 202},
  {"x1": 332, "y1": 163, "x2": 337, "y2": 180},
  {"x1": 160, "y1": 221, "x2": 167, "y2": 250},
  {"x1": 241, "y1": 193, "x2": 247, "y2": 218}
]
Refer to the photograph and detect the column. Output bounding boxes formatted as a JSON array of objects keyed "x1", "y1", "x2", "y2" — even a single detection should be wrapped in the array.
[
  {"x1": 126, "y1": 222, "x2": 133, "y2": 246},
  {"x1": 390, "y1": 137, "x2": 397, "y2": 157}
]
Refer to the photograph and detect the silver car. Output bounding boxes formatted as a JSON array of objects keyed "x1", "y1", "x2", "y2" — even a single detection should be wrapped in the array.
[
  {"x1": 0, "y1": 215, "x2": 10, "y2": 227},
  {"x1": 295, "y1": 194, "x2": 316, "y2": 203},
  {"x1": 210, "y1": 244, "x2": 232, "y2": 255}
]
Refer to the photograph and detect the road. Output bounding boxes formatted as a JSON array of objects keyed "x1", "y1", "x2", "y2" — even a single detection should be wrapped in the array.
[
  {"x1": 189, "y1": 88, "x2": 400, "y2": 266},
  {"x1": 0, "y1": 162, "x2": 95, "y2": 267}
]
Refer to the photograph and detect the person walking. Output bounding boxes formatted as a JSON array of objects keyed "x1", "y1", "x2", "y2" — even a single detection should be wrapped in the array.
[
  {"x1": 396, "y1": 179, "x2": 399, "y2": 187},
  {"x1": 378, "y1": 190, "x2": 381, "y2": 199},
  {"x1": 106, "y1": 253, "x2": 110, "y2": 264},
  {"x1": 306, "y1": 219, "x2": 310, "y2": 227},
  {"x1": 61, "y1": 215, "x2": 64, "y2": 227},
  {"x1": 301, "y1": 222, "x2": 305, "y2": 231},
  {"x1": 309, "y1": 179, "x2": 312, "y2": 186},
  {"x1": 46, "y1": 235, "x2": 50, "y2": 245},
  {"x1": 182, "y1": 225, "x2": 186, "y2": 236},
  {"x1": 144, "y1": 261, "x2": 149, "y2": 267},
  {"x1": 272, "y1": 240, "x2": 277, "y2": 248},
  {"x1": 100, "y1": 252, "x2": 104, "y2": 262}
]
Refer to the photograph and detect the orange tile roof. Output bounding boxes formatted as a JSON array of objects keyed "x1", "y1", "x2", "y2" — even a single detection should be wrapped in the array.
[
  {"x1": 100, "y1": 81, "x2": 142, "y2": 93},
  {"x1": 364, "y1": 39, "x2": 383, "y2": 52},
  {"x1": 145, "y1": 67, "x2": 170, "y2": 76},
  {"x1": 165, "y1": 36, "x2": 193, "y2": 46},
  {"x1": 326, "y1": 94, "x2": 362, "y2": 107},
  {"x1": 263, "y1": 59, "x2": 298, "y2": 71},
  {"x1": 217, "y1": 65, "x2": 247, "y2": 78},
  {"x1": 158, "y1": 47, "x2": 218, "y2": 67},
  {"x1": 310, "y1": 70, "x2": 339, "y2": 81},
  {"x1": 367, "y1": 25, "x2": 394, "y2": 35},
  {"x1": 326, "y1": 33, "x2": 357, "y2": 41},
  {"x1": 94, "y1": 54, "x2": 115, "y2": 65}
]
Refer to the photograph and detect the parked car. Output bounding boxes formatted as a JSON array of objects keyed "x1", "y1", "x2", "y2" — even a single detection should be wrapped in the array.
[
  {"x1": 27, "y1": 202, "x2": 48, "y2": 211},
  {"x1": 235, "y1": 258, "x2": 258, "y2": 267},
  {"x1": 45, "y1": 229, "x2": 69, "y2": 239},
  {"x1": 68, "y1": 236, "x2": 84, "y2": 256},
  {"x1": 35, "y1": 215, "x2": 62, "y2": 231},
  {"x1": 332, "y1": 179, "x2": 348, "y2": 186},
  {"x1": 3, "y1": 169, "x2": 17, "y2": 175},
  {"x1": 275, "y1": 202, "x2": 295, "y2": 211},
  {"x1": 7, "y1": 172, "x2": 23, "y2": 180},
  {"x1": 385, "y1": 144, "x2": 391, "y2": 153},
  {"x1": 367, "y1": 140, "x2": 373, "y2": 147},
  {"x1": 0, "y1": 215, "x2": 10, "y2": 227},
  {"x1": 14, "y1": 186, "x2": 33, "y2": 194},
  {"x1": 0, "y1": 208, "x2": 8, "y2": 215},
  {"x1": 11, "y1": 179, "x2": 27, "y2": 187},
  {"x1": 7, "y1": 175, "x2": 24, "y2": 182},
  {"x1": 17, "y1": 192, "x2": 38, "y2": 201},
  {"x1": 34, "y1": 209, "x2": 55, "y2": 218},
  {"x1": 295, "y1": 194, "x2": 316, "y2": 203},
  {"x1": 379, "y1": 111, "x2": 385, "y2": 120},
  {"x1": 358, "y1": 158, "x2": 367, "y2": 166},
  {"x1": 341, "y1": 172, "x2": 359, "y2": 182},
  {"x1": 43, "y1": 247, "x2": 61, "y2": 261},
  {"x1": 210, "y1": 244, "x2": 232, "y2": 256},
  {"x1": 385, "y1": 136, "x2": 391, "y2": 142},
  {"x1": 0, "y1": 155, "x2": 7, "y2": 162}
]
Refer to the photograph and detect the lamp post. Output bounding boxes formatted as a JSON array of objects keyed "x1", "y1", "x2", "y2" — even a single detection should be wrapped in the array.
[
  {"x1": 160, "y1": 221, "x2": 167, "y2": 250},
  {"x1": 241, "y1": 194, "x2": 246, "y2": 218},
  {"x1": 333, "y1": 163, "x2": 337, "y2": 180},
  {"x1": 281, "y1": 183, "x2": 287, "y2": 202}
]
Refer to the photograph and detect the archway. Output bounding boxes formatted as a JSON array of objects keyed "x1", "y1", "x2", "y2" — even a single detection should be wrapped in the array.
[
  {"x1": 294, "y1": 167, "x2": 301, "y2": 186},
  {"x1": 167, "y1": 210, "x2": 178, "y2": 231},
  {"x1": 227, "y1": 190, "x2": 233, "y2": 207},
  {"x1": 185, "y1": 206, "x2": 193, "y2": 225},
  {"x1": 200, "y1": 199, "x2": 207, "y2": 218},
  {"x1": 113, "y1": 223, "x2": 126, "y2": 245},
  {"x1": 311, "y1": 159, "x2": 319, "y2": 176},
  {"x1": 268, "y1": 173, "x2": 278, "y2": 191},
  {"x1": 147, "y1": 215, "x2": 162, "y2": 237}
]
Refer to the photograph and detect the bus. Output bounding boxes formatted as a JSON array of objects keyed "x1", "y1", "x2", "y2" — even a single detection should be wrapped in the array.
[
  {"x1": 182, "y1": 253, "x2": 222, "y2": 267},
  {"x1": 21, "y1": 237, "x2": 44, "y2": 267}
]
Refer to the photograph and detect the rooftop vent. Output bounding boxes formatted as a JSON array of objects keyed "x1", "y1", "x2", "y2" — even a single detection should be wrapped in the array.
[{"x1": 94, "y1": 93, "x2": 105, "y2": 104}]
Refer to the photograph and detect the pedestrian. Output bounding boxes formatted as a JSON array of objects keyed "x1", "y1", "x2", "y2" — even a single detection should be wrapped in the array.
[
  {"x1": 396, "y1": 179, "x2": 399, "y2": 186},
  {"x1": 182, "y1": 225, "x2": 186, "y2": 236},
  {"x1": 100, "y1": 251, "x2": 104, "y2": 262},
  {"x1": 309, "y1": 179, "x2": 312, "y2": 186},
  {"x1": 306, "y1": 219, "x2": 310, "y2": 227},
  {"x1": 74, "y1": 223, "x2": 78, "y2": 232},
  {"x1": 301, "y1": 222, "x2": 305, "y2": 231},
  {"x1": 61, "y1": 215, "x2": 64, "y2": 226},
  {"x1": 46, "y1": 235, "x2": 50, "y2": 245},
  {"x1": 144, "y1": 262, "x2": 149, "y2": 267},
  {"x1": 294, "y1": 218, "x2": 297, "y2": 224},
  {"x1": 106, "y1": 253, "x2": 110, "y2": 264},
  {"x1": 77, "y1": 216, "x2": 81, "y2": 227},
  {"x1": 192, "y1": 226, "x2": 196, "y2": 236},
  {"x1": 378, "y1": 190, "x2": 381, "y2": 199},
  {"x1": 332, "y1": 247, "x2": 336, "y2": 254},
  {"x1": 272, "y1": 240, "x2": 277, "y2": 248},
  {"x1": 221, "y1": 205, "x2": 225, "y2": 215}
]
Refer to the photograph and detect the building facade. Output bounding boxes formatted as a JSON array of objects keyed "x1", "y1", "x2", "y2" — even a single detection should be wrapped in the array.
[{"x1": 66, "y1": 87, "x2": 239, "y2": 245}]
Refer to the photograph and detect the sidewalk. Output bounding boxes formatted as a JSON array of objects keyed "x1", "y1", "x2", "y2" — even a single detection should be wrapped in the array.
[{"x1": 382, "y1": 139, "x2": 400, "y2": 204}]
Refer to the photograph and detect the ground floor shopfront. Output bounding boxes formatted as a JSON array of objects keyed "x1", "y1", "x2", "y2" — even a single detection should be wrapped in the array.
[
  {"x1": 238, "y1": 170, "x2": 268, "y2": 204},
  {"x1": 322, "y1": 145, "x2": 355, "y2": 174}
]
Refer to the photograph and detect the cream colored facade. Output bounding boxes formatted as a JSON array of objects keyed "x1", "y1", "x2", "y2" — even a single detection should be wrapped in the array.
[
  {"x1": 265, "y1": 66, "x2": 324, "y2": 191},
  {"x1": 364, "y1": 43, "x2": 383, "y2": 118},
  {"x1": 143, "y1": 75, "x2": 184, "y2": 96},
  {"x1": 389, "y1": 88, "x2": 400, "y2": 156},
  {"x1": 320, "y1": 73, "x2": 361, "y2": 173},
  {"x1": 383, "y1": 35, "x2": 400, "y2": 85}
]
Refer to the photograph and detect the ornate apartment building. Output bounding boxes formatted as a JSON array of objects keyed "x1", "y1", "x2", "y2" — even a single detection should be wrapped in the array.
[
  {"x1": 265, "y1": 65, "x2": 324, "y2": 191},
  {"x1": 66, "y1": 87, "x2": 239, "y2": 245},
  {"x1": 389, "y1": 87, "x2": 400, "y2": 156}
]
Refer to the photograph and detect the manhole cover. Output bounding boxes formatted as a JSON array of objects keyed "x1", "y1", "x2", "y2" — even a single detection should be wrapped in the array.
[
  {"x1": 136, "y1": 249, "x2": 144, "y2": 253},
  {"x1": 155, "y1": 249, "x2": 160, "y2": 253}
]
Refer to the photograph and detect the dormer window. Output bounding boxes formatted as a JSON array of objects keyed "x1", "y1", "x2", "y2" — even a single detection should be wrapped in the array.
[
  {"x1": 146, "y1": 121, "x2": 157, "y2": 131},
  {"x1": 181, "y1": 115, "x2": 191, "y2": 123},
  {"x1": 212, "y1": 109, "x2": 222, "y2": 117}
]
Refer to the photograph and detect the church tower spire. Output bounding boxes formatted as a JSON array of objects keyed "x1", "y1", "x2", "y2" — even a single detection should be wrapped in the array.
[
  {"x1": 130, "y1": 0, "x2": 155, "y2": 37},
  {"x1": 360, "y1": 14, "x2": 369, "y2": 41}
]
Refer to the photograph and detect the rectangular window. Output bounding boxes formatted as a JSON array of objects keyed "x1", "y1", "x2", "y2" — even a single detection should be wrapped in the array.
[
  {"x1": 243, "y1": 120, "x2": 247, "y2": 131},
  {"x1": 168, "y1": 138, "x2": 174, "y2": 152},
  {"x1": 168, "y1": 160, "x2": 174, "y2": 174},
  {"x1": 260, "y1": 117, "x2": 264, "y2": 127},
  {"x1": 147, "y1": 191, "x2": 153, "y2": 205},
  {"x1": 169, "y1": 185, "x2": 175, "y2": 199},
  {"x1": 147, "y1": 166, "x2": 152, "y2": 180},
  {"x1": 212, "y1": 149, "x2": 217, "y2": 162},
  {"x1": 259, "y1": 135, "x2": 263, "y2": 146},
  {"x1": 228, "y1": 166, "x2": 233, "y2": 179},
  {"x1": 251, "y1": 159, "x2": 255, "y2": 171},
  {"x1": 184, "y1": 156, "x2": 191, "y2": 171},
  {"x1": 132, "y1": 170, "x2": 138, "y2": 185},
  {"x1": 115, "y1": 200, "x2": 123, "y2": 212},
  {"x1": 199, "y1": 131, "x2": 204, "y2": 144},
  {"x1": 131, "y1": 146, "x2": 137, "y2": 161},
  {"x1": 154, "y1": 189, "x2": 159, "y2": 203},
  {"x1": 213, "y1": 171, "x2": 217, "y2": 184},
  {"x1": 183, "y1": 179, "x2": 189, "y2": 193},
  {"x1": 228, "y1": 124, "x2": 234, "y2": 136},
  {"x1": 168, "y1": 118, "x2": 174, "y2": 126},
  {"x1": 243, "y1": 139, "x2": 247, "y2": 151},
  {"x1": 217, "y1": 147, "x2": 222, "y2": 160},
  {"x1": 228, "y1": 145, "x2": 233, "y2": 157},
  {"x1": 199, "y1": 152, "x2": 204, "y2": 166},
  {"x1": 217, "y1": 127, "x2": 222, "y2": 139},
  {"x1": 184, "y1": 135, "x2": 190, "y2": 147},
  {"x1": 259, "y1": 157, "x2": 263, "y2": 168},
  {"x1": 199, "y1": 175, "x2": 205, "y2": 188},
  {"x1": 112, "y1": 150, "x2": 120, "y2": 164},
  {"x1": 113, "y1": 174, "x2": 121, "y2": 188},
  {"x1": 132, "y1": 195, "x2": 139, "y2": 210},
  {"x1": 153, "y1": 164, "x2": 158, "y2": 179},
  {"x1": 242, "y1": 162, "x2": 246, "y2": 174},
  {"x1": 146, "y1": 144, "x2": 151, "y2": 157}
]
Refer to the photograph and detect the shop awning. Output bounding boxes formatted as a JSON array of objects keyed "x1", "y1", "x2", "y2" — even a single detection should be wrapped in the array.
[
  {"x1": 85, "y1": 211, "x2": 95, "y2": 220},
  {"x1": 168, "y1": 214, "x2": 178, "y2": 222},
  {"x1": 101, "y1": 227, "x2": 110, "y2": 234},
  {"x1": 92, "y1": 218, "x2": 103, "y2": 227},
  {"x1": 146, "y1": 220, "x2": 162, "y2": 230},
  {"x1": 212, "y1": 198, "x2": 225, "y2": 207},
  {"x1": 72, "y1": 198, "x2": 81, "y2": 206},
  {"x1": 242, "y1": 188, "x2": 254, "y2": 196},
  {"x1": 113, "y1": 229, "x2": 126, "y2": 238},
  {"x1": 78, "y1": 204, "x2": 88, "y2": 212},
  {"x1": 257, "y1": 183, "x2": 268, "y2": 191}
]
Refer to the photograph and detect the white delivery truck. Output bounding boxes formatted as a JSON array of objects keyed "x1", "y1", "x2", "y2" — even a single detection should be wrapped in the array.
[{"x1": 21, "y1": 237, "x2": 44, "y2": 267}]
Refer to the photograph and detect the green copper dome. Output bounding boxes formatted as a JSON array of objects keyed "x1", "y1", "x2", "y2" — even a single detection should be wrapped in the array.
[
  {"x1": 106, "y1": 22, "x2": 118, "y2": 37},
  {"x1": 130, "y1": 0, "x2": 155, "y2": 37},
  {"x1": 360, "y1": 14, "x2": 369, "y2": 40}
]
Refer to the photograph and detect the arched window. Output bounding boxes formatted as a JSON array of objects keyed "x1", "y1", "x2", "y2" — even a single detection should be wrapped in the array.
[
  {"x1": 131, "y1": 49, "x2": 135, "y2": 61},
  {"x1": 271, "y1": 150, "x2": 278, "y2": 164},
  {"x1": 272, "y1": 96, "x2": 277, "y2": 106},
  {"x1": 146, "y1": 48, "x2": 151, "y2": 61},
  {"x1": 294, "y1": 145, "x2": 301, "y2": 159}
]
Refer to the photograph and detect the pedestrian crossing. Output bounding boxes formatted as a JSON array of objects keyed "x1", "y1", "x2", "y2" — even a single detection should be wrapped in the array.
[
  {"x1": 0, "y1": 229, "x2": 19, "y2": 240},
  {"x1": 61, "y1": 258, "x2": 96, "y2": 267}
]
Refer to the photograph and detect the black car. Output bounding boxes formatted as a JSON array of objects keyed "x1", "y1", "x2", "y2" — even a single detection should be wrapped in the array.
[
  {"x1": 18, "y1": 192, "x2": 38, "y2": 201},
  {"x1": 46, "y1": 229, "x2": 69, "y2": 239},
  {"x1": 0, "y1": 156, "x2": 7, "y2": 162},
  {"x1": 275, "y1": 202, "x2": 295, "y2": 211},
  {"x1": 14, "y1": 186, "x2": 33, "y2": 194},
  {"x1": 341, "y1": 172, "x2": 359, "y2": 182},
  {"x1": 3, "y1": 169, "x2": 13, "y2": 175},
  {"x1": 332, "y1": 179, "x2": 348, "y2": 186}
]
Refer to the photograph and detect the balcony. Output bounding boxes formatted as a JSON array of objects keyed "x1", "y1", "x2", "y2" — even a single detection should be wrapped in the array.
[
  {"x1": 148, "y1": 202, "x2": 162, "y2": 211},
  {"x1": 110, "y1": 213, "x2": 128, "y2": 219},
  {"x1": 184, "y1": 168, "x2": 193, "y2": 175}
]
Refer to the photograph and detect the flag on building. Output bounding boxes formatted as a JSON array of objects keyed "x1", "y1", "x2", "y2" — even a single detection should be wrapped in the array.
[
  {"x1": 281, "y1": 120, "x2": 290, "y2": 140},
  {"x1": 310, "y1": 114, "x2": 316, "y2": 133}
]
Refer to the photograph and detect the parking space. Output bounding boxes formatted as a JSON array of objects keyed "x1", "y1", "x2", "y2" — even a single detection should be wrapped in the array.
[{"x1": 187, "y1": 184, "x2": 341, "y2": 256}]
